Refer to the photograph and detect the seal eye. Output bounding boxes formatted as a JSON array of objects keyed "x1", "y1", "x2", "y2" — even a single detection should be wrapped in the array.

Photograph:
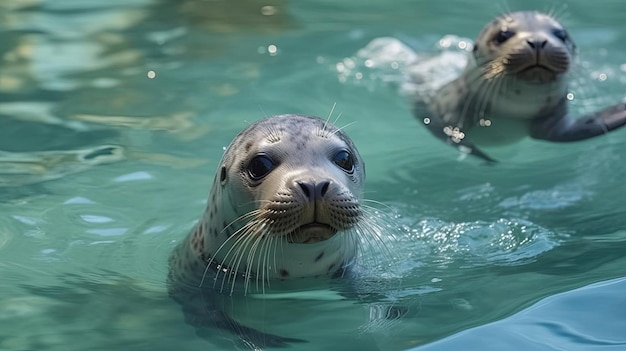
[
  {"x1": 494, "y1": 30, "x2": 514, "y2": 44},
  {"x1": 332, "y1": 150, "x2": 355, "y2": 174},
  {"x1": 220, "y1": 166, "x2": 227, "y2": 182},
  {"x1": 247, "y1": 155, "x2": 275, "y2": 180},
  {"x1": 552, "y1": 29, "x2": 568, "y2": 42}
]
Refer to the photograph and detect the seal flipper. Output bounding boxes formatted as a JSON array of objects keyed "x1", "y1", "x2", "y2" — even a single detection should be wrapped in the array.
[
  {"x1": 530, "y1": 102, "x2": 626, "y2": 142},
  {"x1": 414, "y1": 105, "x2": 498, "y2": 163}
]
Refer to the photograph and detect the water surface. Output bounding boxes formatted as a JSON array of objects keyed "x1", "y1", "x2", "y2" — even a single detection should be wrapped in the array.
[{"x1": 1, "y1": 0, "x2": 625, "y2": 350}]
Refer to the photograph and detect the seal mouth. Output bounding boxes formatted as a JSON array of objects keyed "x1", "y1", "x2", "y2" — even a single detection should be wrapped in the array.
[
  {"x1": 516, "y1": 65, "x2": 558, "y2": 83},
  {"x1": 287, "y1": 222, "x2": 338, "y2": 244}
]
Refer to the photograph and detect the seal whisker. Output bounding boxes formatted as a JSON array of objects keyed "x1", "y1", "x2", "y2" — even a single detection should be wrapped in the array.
[
  {"x1": 224, "y1": 221, "x2": 262, "y2": 294},
  {"x1": 476, "y1": 71, "x2": 505, "y2": 119},
  {"x1": 199, "y1": 223, "x2": 254, "y2": 289},
  {"x1": 327, "y1": 101, "x2": 338, "y2": 122},
  {"x1": 349, "y1": 230, "x2": 363, "y2": 268},
  {"x1": 256, "y1": 234, "x2": 267, "y2": 293},
  {"x1": 459, "y1": 77, "x2": 489, "y2": 126},
  {"x1": 258, "y1": 104, "x2": 269, "y2": 118},
  {"x1": 263, "y1": 234, "x2": 276, "y2": 291},
  {"x1": 219, "y1": 209, "x2": 263, "y2": 236},
  {"x1": 495, "y1": 1, "x2": 512, "y2": 18},
  {"x1": 245, "y1": 230, "x2": 267, "y2": 295},
  {"x1": 482, "y1": 58, "x2": 506, "y2": 81},
  {"x1": 226, "y1": 224, "x2": 261, "y2": 293},
  {"x1": 255, "y1": 230, "x2": 272, "y2": 293},
  {"x1": 359, "y1": 205, "x2": 399, "y2": 261},
  {"x1": 235, "y1": 220, "x2": 272, "y2": 291},
  {"x1": 217, "y1": 223, "x2": 258, "y2": 292},
  {"x1": 208, "y1": 218, "x2": 263, "y2": 290},
  {"x1": 357, "y1": 218, "x2": 390, "y2": 255},
  {"x1": 547, "y1": 3, "x2": 570, "y2": 23},
  {"x1": 319, "y1": 102, "x2": 338, "y2": 138},
  {"x1": 272, "y1": 235, "x2": 280, "y2": 285},
  {"x1": 361, "y1": 198, "x2": 395, "y2": 212},
  {"x1": 261, "y1": 120, "x2": 282, "y2": 144},
  {"x1": 469, "y1": 75, "x2": 496, "y2": 122},
  {"x1": 331, "y1": 104, "x2": 345, "y2": 127},
  {"x1": 331, "y1": 121, "x2": 357, "y2": 135}
]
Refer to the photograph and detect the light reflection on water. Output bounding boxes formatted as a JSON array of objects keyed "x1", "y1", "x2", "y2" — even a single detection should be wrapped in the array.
[{"x1": 1, "y1": 0, "x2": 626, "y2": 350}]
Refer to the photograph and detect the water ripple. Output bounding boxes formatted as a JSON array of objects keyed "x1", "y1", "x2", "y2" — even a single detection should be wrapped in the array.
[{"x1": 398, "y1": 216, "x2": 561, "y2": 268}]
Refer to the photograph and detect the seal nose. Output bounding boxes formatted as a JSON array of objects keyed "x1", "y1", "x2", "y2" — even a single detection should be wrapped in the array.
[
  {"x1": 297, "y1": 180, "x2": 331, "y2": 201},
  {"x1": 526, "y1": 39, "x2": 548, "y2": 49}
]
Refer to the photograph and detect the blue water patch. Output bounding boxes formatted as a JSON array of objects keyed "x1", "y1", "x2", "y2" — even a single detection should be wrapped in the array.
[{"x1": 412, "y1": 277, "x2": 626, "y2": 350}]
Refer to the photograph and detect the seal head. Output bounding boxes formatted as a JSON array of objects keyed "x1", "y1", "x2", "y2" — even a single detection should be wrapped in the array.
[
  {"x1": 473, "y1": 11, "x2": 575, "y2": 84},
  {"x1": 200, "y1": 114, "x2": 365, "y2": 285}
]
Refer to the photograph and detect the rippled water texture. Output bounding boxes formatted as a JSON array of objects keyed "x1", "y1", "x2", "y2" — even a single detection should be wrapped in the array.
[{"x1": 1, "y1": 0, "x2": 625, "y2": 350}]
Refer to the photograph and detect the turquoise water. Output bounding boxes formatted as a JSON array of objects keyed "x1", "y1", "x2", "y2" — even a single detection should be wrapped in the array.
[{"x1": 1, "y1": 0, "x2": 626, "y2": 350}]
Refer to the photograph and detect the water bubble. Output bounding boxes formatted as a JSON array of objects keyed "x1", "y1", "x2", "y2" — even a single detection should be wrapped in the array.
[
  {"x1": 268, "y1": 44, "x2": 278, "y2": 56},
  {"x1": 261, "y1": 5, "x2": 276, "y2": 16}
]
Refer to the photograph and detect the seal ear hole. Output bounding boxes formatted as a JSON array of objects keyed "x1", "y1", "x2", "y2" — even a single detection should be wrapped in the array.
[
  {"x1": 332, "y1": 150, "x2": 355, "y2": 174},
  {"x1": 220, "y1": 166, "x2": 227, "y2": 183},
  {"x1": 246, "y1": 154, "x2": 276, "y2": 180},
  {"x1": 494, "y1": 29, "x2": 515, "y2": 45}
]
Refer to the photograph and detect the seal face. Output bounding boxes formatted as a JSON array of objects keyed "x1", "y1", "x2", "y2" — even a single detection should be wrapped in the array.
[
  {"x1": 414, "y1": 11, "x2": 626, "y2": 162},
  {"x1": 473, "y1": 11, "x2": 574, "y2": 85},
  {"x1": 168, "y1": 114, "x2": 375, "y2": 347}
]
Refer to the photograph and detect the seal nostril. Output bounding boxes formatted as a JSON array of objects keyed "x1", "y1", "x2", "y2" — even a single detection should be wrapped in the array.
[
  {"x1": 318, "y1": 180, "x2": 331, "y2": 198},
  {"x1": 298, "y1": 182, "x2": 311, "y2": 199},
  {"x1": 527, "y1": 39, "x2": 548, "y2": 50},
  {"x1": 298, "y1": 180, "x2": 331, "y2": 200}
]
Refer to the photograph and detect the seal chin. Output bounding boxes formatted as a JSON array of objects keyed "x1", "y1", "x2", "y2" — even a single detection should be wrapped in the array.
[
  {"x1": 287, "y1": 223, "x2": 338, "y2": 244},
  {"x1": 516, "y1": 65, "x2": 558, "y2": 83}
]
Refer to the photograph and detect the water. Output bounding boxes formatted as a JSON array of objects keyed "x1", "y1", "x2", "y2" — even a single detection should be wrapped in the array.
[{"x1": 1, "y1": 0, "x2": 625, "y2": 350}]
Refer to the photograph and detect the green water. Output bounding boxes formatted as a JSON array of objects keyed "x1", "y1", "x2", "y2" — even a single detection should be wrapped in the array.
[{"x1": 1, "y1": 0, "x2": 625, "y2": 350}]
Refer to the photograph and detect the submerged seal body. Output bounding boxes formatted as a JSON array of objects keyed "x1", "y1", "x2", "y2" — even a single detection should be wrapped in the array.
[
  {"x1": 413, "y1": 11, "x2": 626, "y2": 162},
  {"x1": 168, "y1": 114, "x2": 374, "y2": 347}
]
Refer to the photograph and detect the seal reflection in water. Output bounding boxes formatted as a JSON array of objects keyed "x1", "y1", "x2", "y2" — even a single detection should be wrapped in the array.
[
  {"x1": 168, "y1": 114, "x2": 389, "y2": 347},
  {"x1": 414, "y1": 11, "x2": 626, "y2": 162}
]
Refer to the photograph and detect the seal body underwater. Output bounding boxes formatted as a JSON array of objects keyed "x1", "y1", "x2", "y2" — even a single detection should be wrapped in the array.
[
  {"x1": 412, "y1": 11, "x2": 626, "y2": 162},
  {"x1": 167, "y1": 114, "x2": 384, "y2": 347}
]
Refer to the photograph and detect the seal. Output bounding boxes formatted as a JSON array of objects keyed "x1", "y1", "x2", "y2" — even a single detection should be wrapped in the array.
[
  {"x1": 413, "y1": 11, "x2": 626, "y2": 162},
  {"x1": 167, "y1": 114, "x2": 385, "y2": 348}
]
